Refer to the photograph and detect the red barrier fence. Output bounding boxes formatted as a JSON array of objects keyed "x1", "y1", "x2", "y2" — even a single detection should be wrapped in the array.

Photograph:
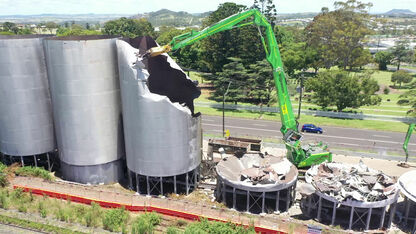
[{"x1": 13, "y1": 185, "x2": 286, "y2": 234}]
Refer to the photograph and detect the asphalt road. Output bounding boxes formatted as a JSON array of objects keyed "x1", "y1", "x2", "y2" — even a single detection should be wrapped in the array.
[{"x1": 201, "y1": 115, "x2": 416, "y2": 156}]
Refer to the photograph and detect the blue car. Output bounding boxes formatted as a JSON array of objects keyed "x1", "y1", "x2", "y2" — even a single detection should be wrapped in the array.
[{"x1": 301, "y1": 124, "x2": 323, "y2": 134}]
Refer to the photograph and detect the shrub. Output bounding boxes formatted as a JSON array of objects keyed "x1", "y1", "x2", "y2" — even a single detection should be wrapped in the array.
[
  {"x1": 54, "y1": 205, "x2": 73, "y2": 222},
  {"x1": 0, "y1": 191, "x2": 9, "y2": 209},
  {"x1": 38, "y1": 201, "x2": 47, "y2": 218},
  {"x1": 175, "y1": 219, "x2": 188, "y2": 227},
  {"x1": 167, "y1": 226, "x2": 181, "y2": 234},
  {"x1": 383, "y1": 87, "x2": 390, "y2": 94},
  {"x1": 131, "y1": 212, "x2": 161, "y2": 234},
  {"x1": 85, "y1": 202, "x2": 102, "y2": 227},
  {"x1": 18, "y1": 204, "x2": 28, "y2": 213},
  {"x1": 184, "y1": 218, "x2": 255, "y2": 234},
  {"x1": 0, "y1": 163, "x2": 8, "y2": 187},
  {"x1": 12, "y1": 188, "x2": 24, "y2": 199},
  {"x1": 102, "y1": 207, "x2": 129, "y2": 232},
  {"x1": 15, "y1": 166, "x2": 53, "y2": 181}
]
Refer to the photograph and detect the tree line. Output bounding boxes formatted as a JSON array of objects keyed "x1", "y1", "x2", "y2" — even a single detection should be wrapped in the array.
[{"x1": 1, "y1": 0, "x2": 415, "y2": 115}]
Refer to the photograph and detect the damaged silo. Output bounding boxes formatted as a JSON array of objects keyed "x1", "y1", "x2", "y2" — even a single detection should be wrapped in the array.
[
  {"x1": 216, "y1": 153, "x2": 298, "y2": 214},
  {"x1": 116, "y1": 37, "x2": 202, "y2": 195},
  {"x1": 301, "y1": 162, "x2": 399, "y2": 231},
  {"x1": 397, "y1": 170, "x2": 416, "y2": 233},
  {"x1": 0, "y1": 35, "x2": 55, "y2": 169},
  {"x1": 43, "y1": 36, "x2": 124, "y2": 184}
]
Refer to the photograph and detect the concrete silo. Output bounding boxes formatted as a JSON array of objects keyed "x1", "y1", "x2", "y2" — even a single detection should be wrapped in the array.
[
  {"x1": 43, "y1": 36, "x2": 124, "y2": 184},
  {"x1": 116, "y1": 37, "x2": 202, "y2": 195},
  {"x1": 0, "y1": 35, "x2": 55, "y2": 169}
]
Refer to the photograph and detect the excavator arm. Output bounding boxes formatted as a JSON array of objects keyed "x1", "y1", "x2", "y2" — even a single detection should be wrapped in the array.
[
  {"x1": 144, "y1": 8, "x2": 332, "y2": 167},
  {"x1": 403, "y1": 123, "x2": 415, "y2": 163}
]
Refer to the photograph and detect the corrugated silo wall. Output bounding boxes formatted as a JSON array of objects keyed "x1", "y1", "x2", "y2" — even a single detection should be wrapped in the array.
[
  {"x1": 43, "y1": 36, "x2": 125, "y2": 184},
  {"x1": 0, "y1": 35, "x2": 55, "y2": 159},
  {"x1": 116, "y1": 38, "x2": 201, "y2": 195}
]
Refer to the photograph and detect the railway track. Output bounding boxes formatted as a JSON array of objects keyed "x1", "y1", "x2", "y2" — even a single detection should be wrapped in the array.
[{"x1": 0, "y1": 222, "x2": 47, "y2": 234}]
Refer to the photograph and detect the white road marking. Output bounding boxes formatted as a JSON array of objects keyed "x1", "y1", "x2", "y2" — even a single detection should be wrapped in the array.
[
  {"x1": 202, "y1": 123, "x2": 277, "y2": 132},
  {"x1": 373, "y1": 135, "x2": 391, "y2": 139},
  {"x1": 252, "y1": 124, "x2": 267, "y2": 127},
  {"x1": 204, "y1": 119, "x2": 215, "y2": 122}
]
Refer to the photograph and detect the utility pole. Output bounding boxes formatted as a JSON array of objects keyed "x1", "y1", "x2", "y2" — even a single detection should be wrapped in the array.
[
  {"x1": 297, "y1": 73, "x2": 304, "y2": 120},
  {"x1": 223, "y1": 81, "x2": 232, "y2": 137}
]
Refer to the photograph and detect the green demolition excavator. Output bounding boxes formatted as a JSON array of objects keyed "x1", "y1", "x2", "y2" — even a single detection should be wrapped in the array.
[
  {"x1": 403, "y1": 123, "x2": 415, "y2": 163},
  {"x1": 143, "y1": 8, "x2": 332, "y2": 168}
]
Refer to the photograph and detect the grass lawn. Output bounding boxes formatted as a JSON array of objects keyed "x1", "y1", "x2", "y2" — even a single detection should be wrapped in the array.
[
  {"x1": 193, "y1": 68, "x2": 414, "y2": 132},
  {"x1": 188, "y1": 71, "x2": 208, "y2": 84}
]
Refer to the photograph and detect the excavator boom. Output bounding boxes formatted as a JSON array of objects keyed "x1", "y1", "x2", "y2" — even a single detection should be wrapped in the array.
[
  {"x1": 144, "y1": 9, "x2": 332, "y2": 167},
  {"x1": 403, "y1": 123, "x2": 415, "y2": 163}
]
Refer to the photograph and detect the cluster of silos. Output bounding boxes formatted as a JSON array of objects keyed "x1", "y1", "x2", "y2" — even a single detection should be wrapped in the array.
[
  {"x1": 116, "y1": 37, "x2": 202, "y2": 195},
  {"x1": 0, "y1": 35, "x2": 55, "y2": 169},
  {"x1": 43, "y1": 36, "x2": 125, "y2": 184}
]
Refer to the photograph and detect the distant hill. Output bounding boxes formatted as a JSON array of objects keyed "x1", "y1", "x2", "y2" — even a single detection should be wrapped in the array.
[
  {"x1": 133, "y1": 9, "x2": 210, "y2": 27},
  {"x1": 383, "y1": 9, "x2": 416, "y2": 17},
  {"x1": 0, "y1": 13, "x2": 131, "y2": 24}
]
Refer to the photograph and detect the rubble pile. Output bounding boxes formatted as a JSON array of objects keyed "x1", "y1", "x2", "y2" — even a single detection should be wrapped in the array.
[
  {"x1": 239, "y1": 154, "x2": 292, "y2": 185},
  {"x1": 306, "y1": 161, "x2": 397, "y2": 202},
  {"x1": 216, "y1": 153, "x2": 297, "y2": 187}
]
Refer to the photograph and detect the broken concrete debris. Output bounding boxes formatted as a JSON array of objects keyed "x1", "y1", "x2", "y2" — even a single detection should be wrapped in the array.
[
  {"x1": 239, "y1": 157, "x2": 291, "y2": 185},
  {"x1": 217, "y1": 153, "x2": 294, "y2": 186},
  {"x1": 305, "y1": 161, "x2": 397, "y2": 202}
]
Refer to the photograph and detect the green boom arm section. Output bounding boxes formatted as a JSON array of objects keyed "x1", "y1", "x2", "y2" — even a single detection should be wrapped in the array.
[
  {"x1": 147, "y1": 9, "x2": 332, "y2": 167},
  {"x1": 403, "y1": 123, "x2": 415, "y2": 163}
]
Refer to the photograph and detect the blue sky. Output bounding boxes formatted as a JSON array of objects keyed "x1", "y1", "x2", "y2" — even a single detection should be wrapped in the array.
[{"x1": 0, "y1": 0, "x2": 415, "y2": 15}]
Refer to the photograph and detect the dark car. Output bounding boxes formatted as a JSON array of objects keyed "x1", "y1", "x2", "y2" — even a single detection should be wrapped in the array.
[{"x1": 301, "y1": 124, "x2": 323, "y2": 134}]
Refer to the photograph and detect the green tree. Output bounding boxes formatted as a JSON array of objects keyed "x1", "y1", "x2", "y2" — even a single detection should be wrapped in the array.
[
  {"x1": 391, "y1": 40, "x2": 414, "y2": 70},
  {"x1": 210, "y1": 58, "x2": 250, "y2": 104},
  {"x1": 306, "y1": 71, "x2": 381, "y2": 111},
  {"x1": 247, "y1": 59, "x2": 275, "y2": 106},
  {"x1": 391, "y1": 70, "x2": 413, "y2": 88},
  {"x1": 253, "y1": 0, "x2": 277, "y2": 28},
  {"x1": 2, "y1": 22, "x2": 16, "y2": 32},
  {"x1": 397, "y1": 82, "x2": 416, "y2": 116},
  {"x1": 200, "y1": 3, "x2": 248, "y2": 72},
  {"x1": 104, "y1": 17, "x2": 155, "y2": 38},
  {"x1": 45, "y1": 21, "x2": 58, "y2": 34},
  {"x1": 56, "y1": 24, "x2": 102, "y2": 36},
  {"x1": 375, "y1": 51, "x2": 393, "y2": 70},
  {"x1": 305, "y1": 0, "x2": 373, "y2": 70},
  {"x1": 156, "y1": 26, "x2": 184, "y2": 45},
  {"x1": 280, "y1": 42, "x2": 307, "y2": 76}
]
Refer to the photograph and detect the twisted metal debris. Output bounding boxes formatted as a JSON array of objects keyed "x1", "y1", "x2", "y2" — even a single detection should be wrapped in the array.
[{"x1": 306, "y1": 161, "x2": 397, "y2": 202}]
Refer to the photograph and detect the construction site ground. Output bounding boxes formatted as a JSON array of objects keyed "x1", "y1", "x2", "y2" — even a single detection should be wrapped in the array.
[{"x1": 6, "y1": 145, "x2": 415, "y2": 234}]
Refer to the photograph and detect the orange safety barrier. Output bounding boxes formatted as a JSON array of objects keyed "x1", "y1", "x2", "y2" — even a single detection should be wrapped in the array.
[{"x1": 13, "y1": 185, "x2": 286, "y2": 234}]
